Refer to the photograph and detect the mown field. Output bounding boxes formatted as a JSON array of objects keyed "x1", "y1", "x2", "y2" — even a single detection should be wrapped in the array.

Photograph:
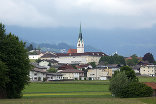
[{"x1": 0, "y1": 76, "x2": 156, "y2": 104}]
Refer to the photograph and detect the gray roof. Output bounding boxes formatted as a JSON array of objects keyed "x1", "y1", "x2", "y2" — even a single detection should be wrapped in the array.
[{"x1": 31, "y1": 62, "x2": 47, "y2": 69}]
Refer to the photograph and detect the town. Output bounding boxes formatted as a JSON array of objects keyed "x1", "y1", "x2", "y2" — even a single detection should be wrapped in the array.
[
  {"x1": 28, "y1": 25, "x2": 156, "y2": 83},
  {"x1": 1, "y1": 0, "x2": 156, "y2": 103}
]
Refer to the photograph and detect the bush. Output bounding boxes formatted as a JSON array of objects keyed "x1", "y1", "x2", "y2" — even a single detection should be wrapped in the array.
[{"x1": 110, "y1": 70, "x2": 153, "y2": 98}]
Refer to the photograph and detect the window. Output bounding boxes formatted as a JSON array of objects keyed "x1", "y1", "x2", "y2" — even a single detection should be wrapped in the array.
[{"x1": 34, "y1": 73, "x2": 37, "y2": 76}]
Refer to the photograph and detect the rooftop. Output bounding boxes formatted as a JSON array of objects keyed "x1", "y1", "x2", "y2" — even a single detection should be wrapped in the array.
[{"x1": 144, "y1": 82, "x2": 156, "y2": 90}]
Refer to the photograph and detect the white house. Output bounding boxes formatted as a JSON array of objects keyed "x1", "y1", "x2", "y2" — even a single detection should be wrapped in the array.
[
  {"x1": 46, "y1": 73, "x2": 63, "y2": 81},
  {"x1": 29, "y1": 55, "x2": 40, "y2": 60},
  {"x1": 87, "y1": 66, "x2": 112, "y2": 80},
  {"x1": 59, "y1": 69, "x2": 84, "y2": 80},
  {"x1": 29, "y1": 68, "x2": 47, "y2": 81},
  {"x1": 140, "y1": 65, "x2": 156, "y2": 76}
]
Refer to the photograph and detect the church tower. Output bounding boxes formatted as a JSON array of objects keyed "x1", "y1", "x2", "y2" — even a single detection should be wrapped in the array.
[{"x1": 77, "y1": 24, "x2": 84, "y2": 53}]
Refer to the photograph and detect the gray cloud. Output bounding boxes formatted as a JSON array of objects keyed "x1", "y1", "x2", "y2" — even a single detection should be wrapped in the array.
[{"x1": 0, "y1": 0, "x2": 156, "y2": 29}]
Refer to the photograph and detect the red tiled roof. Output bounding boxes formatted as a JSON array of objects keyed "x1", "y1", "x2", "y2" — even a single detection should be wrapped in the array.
[
  {"x1": 144, "y1": 82, "x2": 156, "y2": 90},
  {"x1": 68, "y1": 49, "x2": 77, "y2": 53},
  {"x1": 41, "y1": 52, "x2": 107, "y2": 58},
  {"x1": 76, "y1": 64, "x2": 90, "y2": 68},
  {"x1": 125, "y1": 57, "x2": 142, "y2": 60},
  {"x1": 58, "y1": 64, "x2": 74, "y2": 70},
  {"x1": 60, "y1": 69, "x2": 84, "y2": 73},
  {"x1": 56, "y1": 52, "x2": 106, "y2": 57}
]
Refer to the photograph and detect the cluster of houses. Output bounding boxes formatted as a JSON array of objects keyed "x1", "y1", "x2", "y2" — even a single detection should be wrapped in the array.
[
  {"x1": 29, "y1": 59, "x2": 115, "y2": 81},
  {"x1": 28, "y1": 25, "x2": 156, "y2": 82}
]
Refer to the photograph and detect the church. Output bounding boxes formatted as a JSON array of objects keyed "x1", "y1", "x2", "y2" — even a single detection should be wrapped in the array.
[{"x1": 41, "y1": 24, "x2": 106, "y2": 64}]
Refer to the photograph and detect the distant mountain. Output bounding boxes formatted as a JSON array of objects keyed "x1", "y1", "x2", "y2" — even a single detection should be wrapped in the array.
[{"x1": 26, "y1": 42, "x2": 101, "y2": 53}]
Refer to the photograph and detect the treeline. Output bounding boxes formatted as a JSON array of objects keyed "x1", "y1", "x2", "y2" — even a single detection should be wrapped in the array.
[
  {"x1": 99, "y1": 53, "x2": 156, "y2": 66},
  {"x1": 99, "y1": 54, "x2": 126, "y2": 65}
]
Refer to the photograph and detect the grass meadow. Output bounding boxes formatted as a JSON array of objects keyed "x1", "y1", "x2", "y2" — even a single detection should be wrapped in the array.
[{"x1": 0, "y1": 76, "x2": 156, "y2": 104}]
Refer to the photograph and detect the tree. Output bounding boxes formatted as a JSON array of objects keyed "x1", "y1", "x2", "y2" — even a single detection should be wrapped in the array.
[
  {"x1": 143, "y1": 53, "x2": 155, "y2": 63},
  {"x1": 27, "y1": 44, "x2": 33, "y2": 51},
  {"x1": 126, "y1": 54, "x2": 139, "y2": 66},
  {"x1": 0, "y1": 23, "x2": 30, "y2": 98},
  {"x1": 120, "y1": 66, "x2": 138, "y2": 82},
  {"x1": 99, "y1": 54, "x2": 126, "y2": 65},
  {"x1": 110, "y1": 66, "x2": 153, "y2": 98},
  {"x1": 0, "y1": 61, "x2": 9, "y2": 98},
  {"x1": 48, "y1": 67, "x2": 57, "y2": 73},
  {"x1": 109, "y1": 72, "x2": 130, "y2": 97},
  {"x1": 89, "y1": 62, "x2": 96, "y2": 68}
]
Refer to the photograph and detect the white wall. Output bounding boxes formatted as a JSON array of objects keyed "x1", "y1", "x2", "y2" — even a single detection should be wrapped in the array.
[
  {"x1": 29, "y1": 71, "x2": 46, "y2": 81},
  {"x1": 29, "y1": 55, "x2": 40, "y2": 60}
]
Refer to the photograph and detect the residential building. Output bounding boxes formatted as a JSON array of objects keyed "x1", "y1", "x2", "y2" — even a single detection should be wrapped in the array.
[
  {"x1": 46, "y1": 73, "x2": 63, "y2": 81},
  {"x1": 140, "y1": 65, "x2": 156, "y2": 76},
  {"x1": 39, "y1": 59, "x2": 58, "y2": 69},
  {"x1": 59, "y1": 69, "x2": 84, "y2": 80},
  {"x1": 29, "y1": 68, "x2": 46, "y2": 81},
  {"x1": 87, "y1": 66, "x2": 112, "y2": 80}
]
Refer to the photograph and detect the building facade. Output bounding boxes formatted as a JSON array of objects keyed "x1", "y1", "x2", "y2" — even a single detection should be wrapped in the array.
[
  {"x1": 140, "y1": 65, "x2": 156, "y2": 76},
  {"x1": 87, "y1": 67, "x2": 112, "y2": 80}
]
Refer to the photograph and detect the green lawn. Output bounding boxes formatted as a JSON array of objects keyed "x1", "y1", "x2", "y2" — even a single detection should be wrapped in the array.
[
  {"x1": 23, "y1": 81, "x2": 110, "y2": 98},
  {"x1": 1, "y1": 77, "x2": 156, "y2": 104},
  {"x1": 138, "y1": 76, "x2": 156, "y2": 82}
]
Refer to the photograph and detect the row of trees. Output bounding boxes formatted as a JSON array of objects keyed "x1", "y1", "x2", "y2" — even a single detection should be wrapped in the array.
[
  {"x1": 0, "y1": 23, "x2": 30, "y2": 98},
  {"x1": 99, "y1": 54, "x2": 126, "y2": 65},
  {"x1": 100, "y1": 53, "x2": 156, "y2": 66}
]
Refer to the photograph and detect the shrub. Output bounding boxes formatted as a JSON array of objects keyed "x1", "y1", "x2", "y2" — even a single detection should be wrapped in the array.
[{"x1": 110, "y1": 69, "x2": 153, "y2": 98}]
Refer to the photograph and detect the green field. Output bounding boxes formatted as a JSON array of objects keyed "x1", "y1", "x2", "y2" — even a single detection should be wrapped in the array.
[
  {"x1": 1, "y1": 76, "x2": 156, "y2": 104},
  {"x1": 23, "y1": 81, "x2": 110, "y2": 98}
]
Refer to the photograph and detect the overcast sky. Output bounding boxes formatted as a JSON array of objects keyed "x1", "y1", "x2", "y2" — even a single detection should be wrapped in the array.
[
  {"x1": 1, "y1": 0, "x2": 156, "y2": 29},
  {"x1": 0, "y1": 0, "x2": 156, "y2": 57}
]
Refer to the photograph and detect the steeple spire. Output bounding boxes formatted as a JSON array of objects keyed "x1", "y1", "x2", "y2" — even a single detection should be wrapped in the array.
[
  {"x1": 79, "y1": 23, "x2": 82, "y2": 33},
  {"x1": 78, "y1": 23, "x2": 82, "y2": 41}
]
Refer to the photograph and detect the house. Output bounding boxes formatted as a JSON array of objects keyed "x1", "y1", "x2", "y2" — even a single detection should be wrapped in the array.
[
  {"x1": 28, "y1": 50, "x2": 43, "y2": 60},
  {"x1": 30, "y1": 63, "x2": 47, "y2": 81},
  {"x1": 132, "y1": 65, "x2": 141, "y2": 75},
  {"x1": 87, "y1": 66, "x2": 112, "y2": 80},
  {"x1": 31, "y1": 62, "x2": 47, "y2": 71},
  {"x1": 57, "y1": 64, "x2": 74, "y2": 72},
  {"x1": 75, "y1": 64, "x2": 92, "y2": 70},
  {"x1": 46, "y1": 73, "x2": 63, "y2": 81},
  {"x1": 39, "y1": 59, "x2": 58, "y2": 69},
  {"x1": 144, "y1": 82, "x2": 156, "y2": 96},
  {"x1": 59, "y1": 69, "x2": 84, "y2": 80},
  {"x1": 140, "y1": 65, "x2": 156, "y2": 76},
  {"x1": 97, "y1": 64, "x2": 120, "y2": 75},
  {"x1": 29, "y1": 68, "x2": 47, "y2": 81}
]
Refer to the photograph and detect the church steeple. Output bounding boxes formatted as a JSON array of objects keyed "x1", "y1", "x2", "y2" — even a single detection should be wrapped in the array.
[
  {"x1": 78, "y1": 23, "x2": 82, "y2": 41},
  {"x1": 77, "y1": 23, "x2": 84, "y2": 53}
]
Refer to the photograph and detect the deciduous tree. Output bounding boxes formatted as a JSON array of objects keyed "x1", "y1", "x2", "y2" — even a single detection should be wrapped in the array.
[{"x1": 0, "y1": 23, "x2": 30, "y2": 98}]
